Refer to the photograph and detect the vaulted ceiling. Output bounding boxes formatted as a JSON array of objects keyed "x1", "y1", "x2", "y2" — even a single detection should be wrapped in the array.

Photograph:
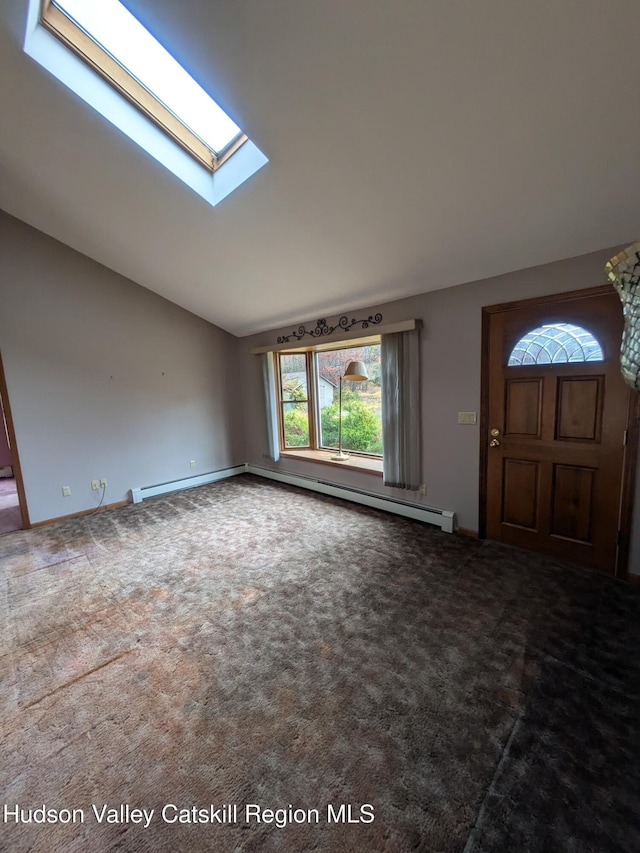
[{"x1": 1, "y1": 0, "x2": 639, "y2": 336}]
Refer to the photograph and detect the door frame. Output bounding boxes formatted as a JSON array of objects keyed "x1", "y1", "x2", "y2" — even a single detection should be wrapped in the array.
[
  {"x1": 479, "y1": 285, "x2": 639, "y2": 578},
  {"x1": 0, "y1": 349, "x2": 30, "y2": 530}
]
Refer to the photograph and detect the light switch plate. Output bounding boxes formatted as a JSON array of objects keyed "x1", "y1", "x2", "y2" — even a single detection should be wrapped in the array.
[{"x1": 458, "y1": 411, "x2": 477, "y2": 425}]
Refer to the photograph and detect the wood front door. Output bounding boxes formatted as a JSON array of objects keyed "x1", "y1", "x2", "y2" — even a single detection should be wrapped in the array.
[{"x1": 483, "y1": 288, "x2": 633, "y2": 574}]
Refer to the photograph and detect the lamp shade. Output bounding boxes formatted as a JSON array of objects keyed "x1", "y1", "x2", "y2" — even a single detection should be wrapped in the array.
[{"x1": 343, "y1": 361, "x2": 368, "y2": 382}]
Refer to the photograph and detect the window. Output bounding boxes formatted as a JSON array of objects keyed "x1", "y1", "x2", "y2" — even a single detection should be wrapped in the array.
[
  {"x1": 277, "y1": 344, "x2": 383, "y2": 456},
  {"x1": 40, "y1": 0, "x2": 247, "y2": 171},
  {"x1": 279, "y1": 353, "x2": 311, "y2": 449},
  {"x1": 508, "y1": 323, "x2": 604, "y2": 366}
]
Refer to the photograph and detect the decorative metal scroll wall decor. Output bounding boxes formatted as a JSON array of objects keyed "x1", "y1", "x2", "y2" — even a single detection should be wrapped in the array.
[
  {"x1": 606, "y1": 240, "x2": 640, "y2": 390},
  {"x1": 277, "y1": 313, "x2": 383, "y2": 344}
]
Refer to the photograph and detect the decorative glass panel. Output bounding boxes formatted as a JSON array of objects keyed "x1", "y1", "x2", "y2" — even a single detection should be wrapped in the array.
[{"x1": 508, "y1": 323, "x2": 604, "y2": 366}]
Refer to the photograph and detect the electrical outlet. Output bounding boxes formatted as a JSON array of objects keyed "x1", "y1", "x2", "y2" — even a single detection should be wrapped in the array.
[
  {"x1": 100, "y1": 478, "x2": 108, "y2": 488},
  {"x1": 91, "y1": 480, "x2": 100, "y2": 490},
  {"x1": 62, "y1": 486, "x2": 71, "y2": 496},
  {"x1": 419, "y1": 484, "x2": 427, "y2": 496},
  {"x1": 189, "y1": 460, "x2": 196, "y2": 468}
]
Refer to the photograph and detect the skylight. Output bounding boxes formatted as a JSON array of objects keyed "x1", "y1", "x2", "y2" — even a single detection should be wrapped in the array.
[
  {"x1": 26, "y1": 0, "x2": 267, "y2": 204},
  {"x1": 41, "y1": 0, "x2": 246, "y2": 168}
]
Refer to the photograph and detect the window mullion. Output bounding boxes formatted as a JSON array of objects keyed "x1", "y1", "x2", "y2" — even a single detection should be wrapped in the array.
[{"x1": 306, "y1": 352, "x2": 318, "y2": 449}]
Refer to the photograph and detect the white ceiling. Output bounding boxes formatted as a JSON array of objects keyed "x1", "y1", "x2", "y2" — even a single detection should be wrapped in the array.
[{"x1": 1, "y1": 0, "x2": 639, "y2": 337}]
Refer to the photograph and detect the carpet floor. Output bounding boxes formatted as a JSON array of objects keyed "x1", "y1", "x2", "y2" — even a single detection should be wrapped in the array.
[{"x1": 1, "y1": 474, "x2": 639, "y2": 852}]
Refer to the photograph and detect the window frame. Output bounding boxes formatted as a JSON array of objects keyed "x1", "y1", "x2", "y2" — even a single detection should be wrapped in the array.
[
  {"x1": 40, "y1": 0, "x2": 248, "y2": 172},
  {"x1": 275, "y1": 342, "x2": 383, "y2": 459},
  {"x1": 276, "y1": 351, "x2": 316, "y2": 451}
]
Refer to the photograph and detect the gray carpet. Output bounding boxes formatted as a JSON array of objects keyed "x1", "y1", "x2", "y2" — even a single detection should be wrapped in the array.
[{"x1": 1, "y1": 474, "x2": 639, "y2": 852}]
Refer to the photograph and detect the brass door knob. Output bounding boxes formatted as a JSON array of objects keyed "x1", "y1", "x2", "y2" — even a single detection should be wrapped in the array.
[
  {"x1": 489, "y1": 438, "x2": 500, "y2": 447},
  {"x1": 490, "y1": 428, "x2": 501, "y2": 437}
]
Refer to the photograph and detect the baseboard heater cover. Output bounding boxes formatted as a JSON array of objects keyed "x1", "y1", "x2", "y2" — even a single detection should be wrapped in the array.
[
  {"x1": 244, "y1": 464, "x2": 455, "y2": 532},
  {"x1": 131, "y1": 465, "x2": 245, "y2": 504}
]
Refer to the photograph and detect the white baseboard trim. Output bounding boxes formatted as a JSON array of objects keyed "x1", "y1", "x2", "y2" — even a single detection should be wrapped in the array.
[
  {"x1": 131, "y1": 465, "x2": 245, "y2": 504},
  {"x1": 244, "y1": 463, "x2": 455, "y2": 532}
]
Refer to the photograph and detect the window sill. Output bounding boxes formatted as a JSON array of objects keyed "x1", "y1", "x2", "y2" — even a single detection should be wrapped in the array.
[{"x1": 279, "y1": 449, "x2": 383, "y2": 476}]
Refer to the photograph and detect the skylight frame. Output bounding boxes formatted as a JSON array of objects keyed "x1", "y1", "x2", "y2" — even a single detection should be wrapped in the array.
[{"x1": 40, "y1": 0, "x2": 248, "y2": 172}]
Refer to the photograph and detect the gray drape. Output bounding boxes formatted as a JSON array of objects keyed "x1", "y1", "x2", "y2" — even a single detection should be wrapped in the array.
[
  {"x1": 261, "y1": 353, "x2": 280, "y2": 462},
  {"x1": 381, "y1": 329, "x2": 420, "y2": 489}
]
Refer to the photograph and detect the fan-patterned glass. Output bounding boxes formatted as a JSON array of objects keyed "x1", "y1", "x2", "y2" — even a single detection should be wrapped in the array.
[{"x1": 508, "y1": 323, "x2": 603, "y2": 366}]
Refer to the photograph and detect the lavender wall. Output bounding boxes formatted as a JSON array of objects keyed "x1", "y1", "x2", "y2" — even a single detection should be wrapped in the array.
[
  {"x1": 240, "y1": 247, "x2": 640, "y2": 574},
  {"x1": 0, "y1": 211, "x2": 245, "y2": 523}
]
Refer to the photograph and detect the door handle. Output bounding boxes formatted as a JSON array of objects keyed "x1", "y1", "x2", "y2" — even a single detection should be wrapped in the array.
[{"x1": 489, "y1": 438, "x2": 500, "y2": 448}]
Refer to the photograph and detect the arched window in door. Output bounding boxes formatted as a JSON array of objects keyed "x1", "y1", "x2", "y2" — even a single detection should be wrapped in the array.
[{"x1": 508, "y1": 322, "x2": 604, "y2": 366}]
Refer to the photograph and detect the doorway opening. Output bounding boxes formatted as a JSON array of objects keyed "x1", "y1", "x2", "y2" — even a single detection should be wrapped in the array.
[{"x1": 0, "y1": 350, "x2": 29, "y2": 534}]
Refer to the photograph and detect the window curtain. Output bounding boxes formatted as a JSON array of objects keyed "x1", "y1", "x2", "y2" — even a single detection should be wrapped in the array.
[
  {"x1": 381, "y1": 329, "x2": 420, "y2": 490},
  {"x1": 261, "y1": 353, "x2": 280, "y2": 462}
]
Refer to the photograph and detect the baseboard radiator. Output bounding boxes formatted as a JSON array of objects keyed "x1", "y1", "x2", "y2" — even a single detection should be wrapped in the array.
[
  {"x1": 130, "y1": 463, "x2": 455, "y2": 532},
  {"x1": 131, "y1": 465, "x2": 245, "y2": 504},
  {"x1": 244, "y1": 464, "x2": 455, "y2": 533}
]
